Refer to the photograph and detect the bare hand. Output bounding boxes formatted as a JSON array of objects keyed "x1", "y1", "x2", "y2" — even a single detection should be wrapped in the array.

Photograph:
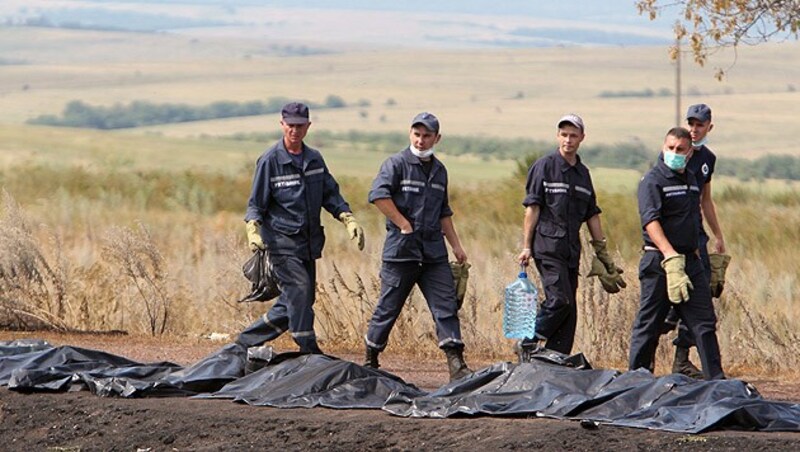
[{"x1": 517, "y1": 249, "x2": 531, "y2": 267}]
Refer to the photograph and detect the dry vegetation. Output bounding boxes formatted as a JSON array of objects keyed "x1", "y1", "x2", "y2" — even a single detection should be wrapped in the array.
[
  {"x1": 1, "y1": 26, "x2": 799, "y2": 378},
  {"x1": 1, "y1": 164, "x2": 798, "y2": 378}
]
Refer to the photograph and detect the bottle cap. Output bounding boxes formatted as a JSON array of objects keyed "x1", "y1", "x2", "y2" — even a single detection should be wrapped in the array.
[{"x1": 518, "y1": 272, "x2": 527, "y2": 278}]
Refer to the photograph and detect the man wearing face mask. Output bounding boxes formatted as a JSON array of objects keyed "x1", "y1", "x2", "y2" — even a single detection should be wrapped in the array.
[
  {"x1": 363, "y1": 112, "x2": 472, "y2": 382},
  {"x1": 660, "y1": 104, "x2": 730, "y2": 378},
  {"x1": 629, "y1": 127, "x2": 725, "y2": 380}
]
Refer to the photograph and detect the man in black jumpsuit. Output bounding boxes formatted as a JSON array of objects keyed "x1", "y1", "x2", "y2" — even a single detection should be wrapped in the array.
[
  {"x1": 516, "y1": 114, "x2": 625, "y2": 360},
  {"x1": 364, "y1": 112, "x2": 472, "y2": 382},
  {"x1": 661, "y1": 104, "x2": 729, "y2": 378},
  {"x1": 630, "y1": 127, "x2": 725, "y2": 380},
  {"x1": 239, "y1": 102, "x2": 365, "y2": 354}
]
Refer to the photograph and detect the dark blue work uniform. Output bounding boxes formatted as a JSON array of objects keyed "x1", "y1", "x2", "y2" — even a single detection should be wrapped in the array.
[
  {"x1": 665, "y1": 145, "x2": 717, "y2": 348},
  {"x1": 523, "y1": 150, "x2": 601, "y2": 354},
  {"x1": 237, "y1": 139, "x2": 351, "y2": 353},
  {"x1": 365, "y1": 148, "x2": 464, "y2": 351},
  {"x1": 630, "y1": 158, "x2": 724, "y2": 380}
]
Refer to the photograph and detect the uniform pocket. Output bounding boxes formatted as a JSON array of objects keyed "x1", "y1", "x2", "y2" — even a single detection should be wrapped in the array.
[
  {"x1": 393, "y1": 231, "x2": 422, "y2": 260},
  {"x1": 537, "y1": 220, "x2": 566, "y2": 238},
  {"x1": 379, "y1": 265, "x2": 402, "y2": 288}
]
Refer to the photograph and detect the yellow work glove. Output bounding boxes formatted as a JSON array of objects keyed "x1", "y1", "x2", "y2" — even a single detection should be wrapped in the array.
[
  {"x1": 661, "y1": 254, "x2": 693, "y2": 304},
  {"x1": 245, "y1": 220, "x2": 265, "y2": 252},
  {"x1": 589, "y1": 239, "x2": 626, "y2": 292},
  {"x1": 450, "y1": 261, "x2": 471, "y2": 310},
  {"x1": 709, "y1": 253, "x2": 731, "y2": 298},
  {"x1": 338, "y1": 212, "x2": 365, "y2": 251},
  {"x1": 587, "y1": 256, "x2": 625, "y2": 294}
]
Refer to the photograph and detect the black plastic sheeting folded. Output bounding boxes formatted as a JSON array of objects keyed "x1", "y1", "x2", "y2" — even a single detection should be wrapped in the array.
[{"x1": 1, "y1": 339, "x2": 799, "y2": 433}]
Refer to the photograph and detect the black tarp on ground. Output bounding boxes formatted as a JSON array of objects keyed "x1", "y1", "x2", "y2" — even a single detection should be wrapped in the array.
[
  {"x1": 382, "y1": 360, "x2": 800, "y2": 433},
  {"x1": 198, "y1": 353, "x2": 426, "y2": 409},
  {"x1": 1, "y1": 339, "x2": 799, "y2": 433}
]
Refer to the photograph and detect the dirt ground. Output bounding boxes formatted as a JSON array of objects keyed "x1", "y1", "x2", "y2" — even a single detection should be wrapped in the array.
[{"x1": 1, "y1": 332, "x2": 799, "y2": 451}]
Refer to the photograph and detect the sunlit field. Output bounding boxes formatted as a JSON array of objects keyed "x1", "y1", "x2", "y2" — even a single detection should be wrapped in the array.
[
  {"x1": 2, "y1": 26, "x2": 799, "y2": 378},
  {"x1": 1, "y1": 162, "x2": 798, "y2": 377}
]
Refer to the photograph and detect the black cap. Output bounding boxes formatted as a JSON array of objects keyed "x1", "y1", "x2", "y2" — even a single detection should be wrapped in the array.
[
  {"x1": 281, "y1": 102, "x2": 310, "y2": 125},
  {"x1": 411, "y1": 112, "x2": 440, "y2": 133},
  {"x1": 686, "y1": 103, "x2": 712, "y2": 122}
]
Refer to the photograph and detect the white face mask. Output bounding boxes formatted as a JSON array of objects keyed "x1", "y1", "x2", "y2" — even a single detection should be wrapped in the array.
[
  {"x1": 410, "y1": 145, "x2": 435, "y2": 159},
  {"x1": 692, "y1": 136, "x2": 708, "y2": 149}
]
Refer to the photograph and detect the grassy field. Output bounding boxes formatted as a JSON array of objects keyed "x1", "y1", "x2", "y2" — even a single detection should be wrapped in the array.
[
  {"x1": 1, "y1": 26, "x2": 799, "y2": 377},
  {"x1": 1, "y1": 27, "x2": 800, "y2": 158}
]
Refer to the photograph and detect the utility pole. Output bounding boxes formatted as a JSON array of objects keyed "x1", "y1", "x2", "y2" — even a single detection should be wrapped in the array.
[{"x1": 675, "y1": 37, "x2": 682, "y2": 126}]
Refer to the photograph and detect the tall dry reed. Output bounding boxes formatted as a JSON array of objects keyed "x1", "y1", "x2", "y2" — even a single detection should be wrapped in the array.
[{"x1": 1, "y1": 165, "x2": 799, "y2": 376}]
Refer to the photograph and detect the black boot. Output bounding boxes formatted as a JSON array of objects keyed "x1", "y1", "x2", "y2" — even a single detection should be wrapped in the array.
[
  {"x1": 364, "y1": 345, "x2": 381, "y2": 369},
  {"x1": 514, "y1": 339, "x2": 543, "y2": 363},
  {"x1": 672, "y1": 346, "x2": 704, "y2": 379},
  {"x1": 444, "y1": 347, "x2": 472, "y2": 382}
]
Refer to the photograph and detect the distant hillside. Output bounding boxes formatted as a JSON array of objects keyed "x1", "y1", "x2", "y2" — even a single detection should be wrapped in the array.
[{"x1": 1, "y1": 0, "x2": 672, "y2": 48}]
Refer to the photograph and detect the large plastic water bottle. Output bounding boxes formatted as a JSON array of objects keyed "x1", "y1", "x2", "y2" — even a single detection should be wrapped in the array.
[{"x1": 503, "y1": 267, "x2": 538, "y2": 339}]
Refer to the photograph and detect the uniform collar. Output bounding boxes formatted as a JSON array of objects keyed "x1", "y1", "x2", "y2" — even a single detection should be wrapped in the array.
[
  {"x1": 276, "y1": 139, "x2": 316, "y2": 168},
  {"x1": 553, "y1": 149, "x2": 582, "y2": 173}
]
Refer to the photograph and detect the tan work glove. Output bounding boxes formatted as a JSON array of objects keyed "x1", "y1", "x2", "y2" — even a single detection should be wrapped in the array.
[
  {"x1": 709, "y1": 253, "x2": 731, "y2": 298},
  {"x1": 245, "y1": 220, "x2": 265, "y2": 252},
  {"x1": 450, "y1": 261, "x2": 471, "y2": 310},
  {"x1": 661, "y1": 254, "x2": 693, "y2": 303},
  {"x1": 589, "y1": 239, "x2": 626, "y2": 292},
  {"x1": 587, "y1": 256, "x2": 626, "y2": 294},
  {"x1": 338, "y1": 212, "x2": 365, "y2": 251}
]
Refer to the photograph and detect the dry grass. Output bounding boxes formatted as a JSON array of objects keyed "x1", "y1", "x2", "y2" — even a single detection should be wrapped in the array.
[
  {"x1": 3, "y1": 163, "x2": 797, "y2": 378},
  {"x1": 1, "y1": 27, "x2": 800, "y2": 158}
]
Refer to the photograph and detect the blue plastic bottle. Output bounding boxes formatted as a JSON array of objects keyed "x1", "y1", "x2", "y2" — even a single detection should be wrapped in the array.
[{"x1": 503, "y1": 267, "x2": 538, "y2": 339}]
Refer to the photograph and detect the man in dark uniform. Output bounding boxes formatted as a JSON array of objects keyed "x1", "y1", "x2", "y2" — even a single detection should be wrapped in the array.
[
  {"x1": 516, "y1": 114, "x2": 625, "y2": 360},
  {"x1": 239, "y1": 102, "x2": 365, "y2": 354},
  {"x1": 661, "y1": 104, "x2": 729, "y2": 378},
  {"x1": 363, "y1": 112, "x2": 472, "y2": 382},
  {"x1": 630, "y1": 127, "x2": 725, "y2": 381}
]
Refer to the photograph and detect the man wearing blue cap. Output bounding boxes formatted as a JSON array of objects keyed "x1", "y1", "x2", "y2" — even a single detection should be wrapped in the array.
[
  {"x1": 238, "y1": 102, "x2": 365, "y2": 354},
  {"x1": 660, "y1": 103, "x2": 730, "y2": 378},
  {"x1": 363, "y1": 112, "x2": 472, "y2": 382},
  {"x1": 515, "y1": 114, "x2": 626, "y2": 361}
]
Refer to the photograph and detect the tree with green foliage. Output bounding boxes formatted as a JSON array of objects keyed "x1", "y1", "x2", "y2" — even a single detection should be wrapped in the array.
[{"x1": 636, "y1": 0, "x2": 800, "y2": 78}]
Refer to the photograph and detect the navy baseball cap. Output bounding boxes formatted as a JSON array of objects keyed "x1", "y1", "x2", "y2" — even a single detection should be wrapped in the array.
[
  {"x1": 281, "y1": 102, "x2": 310, "y2": 125},
  {"x1": 686, "y1": 103, "x2": 712, "y2": 122},
  {"x1": 557, "y1": 113, "x2": 584, "y2": 133},
  {"x1": 411, "y1": 112, "x2": 440, "y2": 133}
]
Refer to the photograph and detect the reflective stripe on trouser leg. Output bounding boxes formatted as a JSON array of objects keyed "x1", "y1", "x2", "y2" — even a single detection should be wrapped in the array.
[
  {"x1": 533, "y1": 258, "x2": 579, "y2": 354},
  {"x1": 236, "y1": 307, "x2": 289, "y2": 347},
  {"x1": 272, "y1": 256, "x2": 319, "y2": 353},
  {"x1": 365, "y1": 262, "x2": 419, "y2": 351},
  {"x1": 676, "y1": 256, "x2": 724, "y2": 380},
  {"x1": 416, "y1": 261, "x2": 463, "y2": 349},
  {"x1": 629, "y1": 251, "x2": 672, "y2": 372}
]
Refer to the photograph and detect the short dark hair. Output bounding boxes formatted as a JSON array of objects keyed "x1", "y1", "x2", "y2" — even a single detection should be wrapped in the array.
[{"x1": 665, "y1": 126, "x2": 691, "y2": 141}]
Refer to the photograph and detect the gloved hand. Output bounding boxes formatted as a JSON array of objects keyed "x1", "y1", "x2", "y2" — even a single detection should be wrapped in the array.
[
  {"x1": 338, "y1": 212, "x2": 365, "y2": 251},
  {"x1": 450, "y1": 261, "x2": 471, "y2": 310},
  {"x1": 590, "y1": 239, "x2": 625, "y2": 276},
  {"x1": 587, "y1": 256, "x2": 626, "y2": 294},
  {"x1": 709, "y1": 253, "x2": 731, "y2": 298},
  {"x1": 661, "y1": 254, "x2": 693, "y2": 303},
  {"x1": 589, "y1": 239, "x2": 626, "y2": 293},
  {"x1": 245, "y1": 220, "x2": 265, "y2": 252}
]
